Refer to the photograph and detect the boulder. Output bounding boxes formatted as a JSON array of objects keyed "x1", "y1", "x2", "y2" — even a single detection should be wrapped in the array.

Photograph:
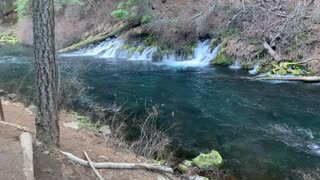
[
  {"x1": 7, "y1": 93, "x2": 17, "y2": 100},
  {"x1": 192, "y1": 150, "x2": 223, "y2": 169}
]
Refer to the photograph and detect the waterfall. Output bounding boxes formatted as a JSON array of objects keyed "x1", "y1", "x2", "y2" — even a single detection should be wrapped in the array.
[{"x1": 62, "y1": 38, "x2": 220, "y2": 67}]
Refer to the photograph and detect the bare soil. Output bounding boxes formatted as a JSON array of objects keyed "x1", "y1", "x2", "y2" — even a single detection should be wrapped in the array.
[
  {"x1": 0, "y1": 124, "x2": 25, "y2": 180},
  {"x1": 1, "y1": 99, "x2": 175, "y2": 180}
]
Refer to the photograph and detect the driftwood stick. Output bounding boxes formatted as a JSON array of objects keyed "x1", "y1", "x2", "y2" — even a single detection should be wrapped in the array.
[
  {"x1": 84, "y1": 151, "x2": 105, "y2": 180},
  {"x1": 263, "y1": 41, "x2": 282, "y2": 61},
  {"x1": 61, "y1": 151, "x2": 174, "y2": 174},
  {"x1": 0, "y1": 121, "x2": 34, "y2": 134}
]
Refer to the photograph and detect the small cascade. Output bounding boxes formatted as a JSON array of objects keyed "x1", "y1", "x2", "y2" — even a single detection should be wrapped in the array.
[{"x1": 62, "y1": 38, "x2": 220, "y2": 67}]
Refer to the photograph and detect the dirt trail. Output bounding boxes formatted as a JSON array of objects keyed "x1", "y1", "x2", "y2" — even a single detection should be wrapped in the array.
[
  {"x1": 0, "y1": 99, "x2": 173, "y2": 180},
  {"x1": 0, "y1": 124, "x2": 25, "y2": 180}
]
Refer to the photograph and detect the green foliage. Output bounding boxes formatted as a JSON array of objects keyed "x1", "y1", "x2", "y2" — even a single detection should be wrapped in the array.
[
  {"x1": 141, "y1": 15, "x2": 152, "y2": 24},
  {"x1": 77, "y1": 116, "x2": 99, "y2": 131},
  {"x1": 0, "y1": 34, "x2": 19, "y2": 44},
  {"x1": 14, "y1": 0, "x2": 84, "y2": 19},
  {"x1": 111, "y1": 0, "x2": 137, "y2": 20},
  {"x1": 14, "y1": 0, "x2": 30, "y2": 20},
  {"x1": 111, "y1": 9, "x2": 131, "y2": 20},
  {"x1": 143, "y1": 35, "x2": 157, "y2": 47},
  {"x1": 212, "y1": 48, "x2": 232, "y2": 66},
  {"x1": 55, "y1": 0, "x2": 84, "y2": 11},
  {"x1": 112, "y1": 0, "x2": 153, "y2": 23},
  {"x1": 192, "y1": 150, "x2": 223, "y2": 168}
]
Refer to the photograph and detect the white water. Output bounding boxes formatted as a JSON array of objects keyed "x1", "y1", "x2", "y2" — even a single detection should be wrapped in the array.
[
  {"x1": 61, "y1": 39, "x2": 220, "y2": 67},
  {"x1": 266, "y1": 124, "x2": 320, "y2": 156}
]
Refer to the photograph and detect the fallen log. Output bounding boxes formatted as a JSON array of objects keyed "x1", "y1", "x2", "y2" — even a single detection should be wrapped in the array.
[
  {"x1": 255, "y1": 76, "x2": 320, "y2": 82},
  {"x1": 60, "y1": 151, "x2": 174, "y2": 174},
  {"x1": 84, "y1": 151, "x2": 105, "y2": 180},
  {"x1": 205, "y1": 76, "x2": 320, "y2": 83},
  {"x1": 58, "y1": 22, "x2": 134, "y2": 53},
  {"x1": 263, "y1": 41, "x2": 282, "y2": 61}
]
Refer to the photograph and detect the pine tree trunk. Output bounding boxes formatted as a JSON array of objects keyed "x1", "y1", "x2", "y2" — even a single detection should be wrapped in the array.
[{"x1": 32, "y1": 0, "x2": 60, "y2": 147}]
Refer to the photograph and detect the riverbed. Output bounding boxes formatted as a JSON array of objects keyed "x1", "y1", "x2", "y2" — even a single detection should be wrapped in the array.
[{"x1": 1, "y1": 44, "x2": 320, "y2": 179}]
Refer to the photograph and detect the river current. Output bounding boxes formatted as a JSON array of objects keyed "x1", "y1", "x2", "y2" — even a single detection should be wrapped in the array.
[{"x1": 1, "y1": 43, "x2": 320, "y2": 179}]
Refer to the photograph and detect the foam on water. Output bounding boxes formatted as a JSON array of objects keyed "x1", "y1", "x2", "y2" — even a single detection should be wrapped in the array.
[
  {"x1": 61, "y1": 39, "x2": 219, "y2": 68},
  {"x1": 266, "y1": 124, "x2": 320, "y2": 156}
]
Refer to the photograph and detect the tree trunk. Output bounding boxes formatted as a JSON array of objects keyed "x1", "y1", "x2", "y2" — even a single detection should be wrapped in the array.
[{"x1": 32, "y1": 0, "x2": 60, "y2": 147}]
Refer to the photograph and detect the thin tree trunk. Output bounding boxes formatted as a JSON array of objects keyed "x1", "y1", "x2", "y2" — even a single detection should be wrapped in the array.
[{"x1": 32, "y1": 0, "x2": 60, "y2": 147}]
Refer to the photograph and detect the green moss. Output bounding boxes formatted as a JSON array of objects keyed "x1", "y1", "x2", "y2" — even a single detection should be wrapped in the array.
[
  {"x1": 143, "y1": 35, "x2": 157, "y2": 47},
  {"x1": 178, "y1": 164, "x2": 188, "y2": 173},
  {"x1": 212, "y1": 49, "x2": 232, "y2": 66},
  {"x1": 184, "y1": 160, "x2": 193, "y2": 167},
  {"x1": 150, "y1": 159, "x2": 166, "y2": 165},
  {"x1": 138, "y1": 46, "x2": 145, "y2": 54},
  {"x1": 128, "y1": 47, "x2": 137, "y2": 57},
  {"x1": 192, "y1": 150, "x2": 223, "y2": 168},
  {"x1": 0, "y1": 34, "x2": 19, "y2": 44},
  {"x1": 119, "y1": 44, "x2": 130, "y2": 50},
  {"x1": 106, "y1": 44, "x2": 115, "y2": 50},
  {"x1": 141, "y1": 15, "x2": 152, "y2": 24},
  {"x1": 271, "y1": 62, "x2": 302, "y2": 76},
  {"x1": 77, "y1": 116, "x2": 99, "y2": 131}
]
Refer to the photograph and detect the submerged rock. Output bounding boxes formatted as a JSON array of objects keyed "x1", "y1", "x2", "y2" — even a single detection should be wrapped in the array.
[{"x1": 192, "y1": 150, "x2": 223, "y2": 168}]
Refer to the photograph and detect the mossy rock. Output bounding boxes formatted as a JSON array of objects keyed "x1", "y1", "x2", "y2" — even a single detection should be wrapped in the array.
[
  {"x1": 0, "y1": 34, "x2": 19, "y2": 44},
  {"x1": 212, "y1": 49, "x2": 232, "y2": 66},
  {"x1": 192, "y1": 150, "x2": 223, "y2": 168},
  {"x1": 271, "y1": 62, "x2": 302, "y2": 76},
  {"x1": 128, "y1": 47, "x2": 137, "y2": 57},
  {"x1": 150, "y1": 159, "x2": 166, "y2": 165},
  {"x1": 119, "y1": 44, "x2": 130, "y2": 50},
  {"x1": 183, "y1": 160, "x2": 193, "y2": 167},
  {"x1": 178, "y1": 164, "x2": 188, "y2": 173},
  {"x1": 138, "y1": 46, "x2": 145, "y2": 54}
]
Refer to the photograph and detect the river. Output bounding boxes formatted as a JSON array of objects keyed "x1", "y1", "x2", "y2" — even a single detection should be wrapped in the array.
[{"x1": 1, "y1": 42, "x2": 320, "y2": 179}]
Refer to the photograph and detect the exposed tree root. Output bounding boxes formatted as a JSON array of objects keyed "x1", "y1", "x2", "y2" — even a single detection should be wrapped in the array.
[{"x1": 60, "y1": 151, "x2": 174, "y2": 174}]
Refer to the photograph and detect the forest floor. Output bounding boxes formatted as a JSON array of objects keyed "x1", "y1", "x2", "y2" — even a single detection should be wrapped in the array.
[{"x1": 0, "y1": 98, "x2": 175, "y2": 180}]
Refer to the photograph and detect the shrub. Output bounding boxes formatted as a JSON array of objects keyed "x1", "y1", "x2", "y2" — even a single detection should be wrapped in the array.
[
  {"x1": 141, "y1": 14, "x2": 152, "y2": 24},
  {"x1": 112, "y1": 0, "x2": 153, "y2": 24},
  {"x1": 14, "y1": 0, "x2": 30, "y2": 20},
  {"x1": 212, "y1": 49, "x2": 232, "y2": 66}
]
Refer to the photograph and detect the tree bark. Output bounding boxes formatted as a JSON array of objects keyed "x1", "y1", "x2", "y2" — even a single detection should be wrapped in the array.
[{"x1": 32, "y1": 0, "x2": 60, "y2": 147}]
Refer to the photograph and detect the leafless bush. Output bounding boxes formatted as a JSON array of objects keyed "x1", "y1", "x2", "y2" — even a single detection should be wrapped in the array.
[
  {"x1": 57, "y1": 70, "x2": 90, "y2": 110},
  {"x1": 129, "y1": 105, "x2": 171, "y2": 160},
  {"x1": 312, "y1": 4, "x2": 320, "y2": 24},
  {"x1": 107, "y1": 103, "x2": 172, "y2": 160}
]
